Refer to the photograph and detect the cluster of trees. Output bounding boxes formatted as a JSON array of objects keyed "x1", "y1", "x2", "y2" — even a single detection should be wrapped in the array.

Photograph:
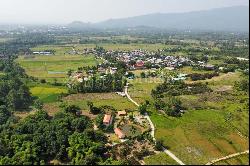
[
  {"x1": 154, "y1": 97, "x2": 183, "y2": 117},
  {"x1": 0, "y1": 33, "x2": 55, "y2": 56},
  {"x1": 0, "y1": 106, "x2": 118, "y2": 165},
  {"x1": 152, "y1": 80, "x2": 212, "y2": 98},
  {"x1": 188, "y1": 72, "x2": 219, "y2": 81},
  {"x1": 140, "y1": 71, "x2": 157, "y2": 78},
  {"x1": 70, "y1": 73, "x2": 126, "y2": 93},
  {"x1": 151, "y1": 80, "x2": 211, "y2": 117},
  {"x1": 219, "y1": 43, "x2": 249, "y2": 58},
  {"x1": 234, "y1": 72, "x2": 249, "y2": 93},
  {"x1": 0, "y1": 59, "x2": 32, "y2": 126},
  {"x1": 219, "y1": 62, "x2": 249, "y2": 73},
  {"x1": 224, "y1": 57, "x2": 249, "y2": 70}
]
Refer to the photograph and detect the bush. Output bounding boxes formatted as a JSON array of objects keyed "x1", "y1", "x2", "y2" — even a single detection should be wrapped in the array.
[
  {"x1": 155, "y1": 140, "x2": 163, "y2": 151},
  {"x1": 189, "y1": 72, "x2": 219, "y2": 81},
  {"x1": 40, "y1": 79, "x2": 46, "y2": 83},
  {"x1": 34, "y1": 100, "x2": 44, "y2": 110}
]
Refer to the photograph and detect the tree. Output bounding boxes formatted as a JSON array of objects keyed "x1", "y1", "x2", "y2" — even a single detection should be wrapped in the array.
[
  {"x1": 140, "y1": 72, "x2": 146, "y2": 78},
  {"x1": 145, "y1": 62, "x2": 152, "y2": 69},
  {"x1": 67, "y1": 69, "x2": 73, "y2": 77},
  {"x1": 87, "y1": 101, "x2": 93, "y2": 111},
  {"x1": 0, "y1": 105, "x2": 10, "y2": 125},
  {"x1": 155, "y1": 140, "x2": 163, "y2": 151},
  {"x1": 138, "y1": 104, "x2": 147, "y2": 115},
  {"x1": 40, "y1": 79, "x2": 46, "y2": 84},
  {"x1": 164, "y1": 97, "x2": 182, "y2": 117},
  {"x1": 65, "y1": 105, "x2": 81, "y2": 115},
  {"x1": 34, "y1": 100, "x2": 44, "y2": 110},
  {"x1": 129, "y1": 60, "x2": 136, "y2": 66},
  {"x1": 234, "y1": 78, "x2": 249, "y2": 92}
]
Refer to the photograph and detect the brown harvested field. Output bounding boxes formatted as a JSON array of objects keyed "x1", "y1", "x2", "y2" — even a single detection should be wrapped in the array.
[
  {"x1": 64, "y1": 93, "x2": 119, "y2": 101},
  {"x1": 43, "y1": 103, "x2": 61, "y2": 116},
  {"x1": 214, "y1": 85, "x2": 233, "y2": 92},
  {"x1": 81, "y1": 111, "x2": 98, "y2": 120},
  {"x1": 212, "y1": 139, "x2": 238, "y2": 155},
  {"x1": 14, "y1": 110, "x2": 36, "y2": 120}
]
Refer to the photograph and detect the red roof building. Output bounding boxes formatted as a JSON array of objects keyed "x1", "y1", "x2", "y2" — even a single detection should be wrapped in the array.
[
  {"x1": 135, "y1": 60, "x2": 145, "y2": 69},
  {"x1": 114, "y1": 128, "x2": 125, "y2": 139},
  {"x1": 103, "y1": 114, "x2": 113, "y2": 126},
  {"x1": 118, "y1": 110, "x2": 127, "y2": 116}
]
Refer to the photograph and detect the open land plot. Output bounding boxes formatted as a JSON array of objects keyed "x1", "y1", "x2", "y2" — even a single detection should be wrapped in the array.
[
  {"x1": 63, "y1": 93, "x2": 137, "y2": 111},
  {"x1": 74, "y1": 43, "x2": 173, "y2": 52},
  {"x1": 149, "y1": 72, "x2": 249, "y2": 165},
  {"x1": 185, "y1": 72, "x2": 242, "y2": 91},
  {"x1": 128, "y1": 77, "x2": 163, "y2": 104},
  {"x1": 17, "y1": 45, "x2": 100, "y2": 83},
  {"x1": 144, "y1": 152, "x2": 178, "y2": 165},
  {"x1": 178, "y1": 66, "x2": 215, "y2": 74},
  {"x1": 120, "y1": 123, "x2": 144, "y2": 137},
  {"x1": 150, "y1": 109, "x2": 249, "y2": 165},
  {"x1": 213, "y1": 153, "x2": 249, "y2": 165},
  {"x1": 179, "y1": 92, "x2": 249, "y2": 136},
  {"x1": 30, "y1": 90, "x2": 137, "y2": 118},
  {"x1": 30, "y1": 84, "x2": 68, "y2": 103}
]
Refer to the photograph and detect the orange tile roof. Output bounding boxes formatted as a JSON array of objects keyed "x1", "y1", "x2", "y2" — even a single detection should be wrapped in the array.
[
  {"x1": 114, "y1": 128, "x2": 125, "y2": 138},
  {"x1": 118, "y1": 111, "x2": 127, "y2": 116},
  {"x1": 103, "y1": 114, "x2": 112, "y2": 123}
]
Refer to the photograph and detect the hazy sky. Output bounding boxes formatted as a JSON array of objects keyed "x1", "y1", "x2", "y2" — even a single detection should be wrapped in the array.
[{"x1": 0, "y1": 0, "x2": 249, "y2": 24}]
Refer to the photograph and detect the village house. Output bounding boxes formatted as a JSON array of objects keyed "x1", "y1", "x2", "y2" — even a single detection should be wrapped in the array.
[
  {"x1": 103, "y1": 114, "x2": 113, "y2": 127},
  {"x1": 98, "y1": 67, "x2": 107, "y2": 74},
  {"x1": 86, "y1": 47, "x2": 193, "y2": 72},
  {"x1": 110, "y1": 67, "x2": 117, "y2": 74},
  {"x1": 114, "y1": 128, "x2": 125, "y2": 139},
  {"x1": 134, "y1": 60, "x2": 145, "y2": 69},
  {"x1": 202, "y1": 64, "x2": 215, "y2": 70},
  {"x1": 33, "y1": 51, "x2": 52, "y2": 55},
  {"x1": 118, "y1": 110, "x2": 127, "y2": 116}
]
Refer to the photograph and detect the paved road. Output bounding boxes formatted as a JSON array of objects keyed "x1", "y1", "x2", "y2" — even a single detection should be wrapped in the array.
[
  {"x1": 124, "y1": 84, "x2": 185, "y2": 165},
  {"x1": 205, "y1": 150, "x2": 249, "y2": 165}
]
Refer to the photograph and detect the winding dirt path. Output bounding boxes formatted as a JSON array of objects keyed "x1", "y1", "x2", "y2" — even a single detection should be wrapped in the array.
[
  {"x1": 205, "y1": 150, "x2": 249, "y2": 165},
  {"x1": 124, "y1": 84, "x2": 185, "y2": 165}
]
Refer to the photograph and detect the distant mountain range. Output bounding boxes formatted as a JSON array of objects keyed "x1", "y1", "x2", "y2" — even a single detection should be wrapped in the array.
[{"x1": 68, "y1": 6, "x2": 249, "y2": 32}]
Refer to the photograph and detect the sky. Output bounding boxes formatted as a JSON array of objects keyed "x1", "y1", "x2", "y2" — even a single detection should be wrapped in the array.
[{"x1": 0, "y1": 0, "x2": 249, "y2": 24}]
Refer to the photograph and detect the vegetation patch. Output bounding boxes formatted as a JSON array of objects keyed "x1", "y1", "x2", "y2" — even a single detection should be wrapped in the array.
[
  {"x1": 63, "y1": 93, "x2": 136, "y2": 111},
  {"x1": 30, "y1": 86, "x2": 68, "y2": 103},
  {"x1": 144, "y1": 152, "x2": 178, "y2": 165}
]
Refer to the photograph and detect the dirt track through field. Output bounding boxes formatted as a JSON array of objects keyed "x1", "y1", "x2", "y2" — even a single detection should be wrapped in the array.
[
  {"x1": 124, "y1": 84, "x2": 185, "y2": 165},
  {"x1": 205, "y1": 150, "x2": 249, "y2": 165}
]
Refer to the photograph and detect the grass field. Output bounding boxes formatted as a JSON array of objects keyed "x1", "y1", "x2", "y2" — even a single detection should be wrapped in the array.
[
  {"x1": 63, "y1": 93, "x2": 137, "y2": 111},
  {"x1": 17, "y1": 46, "x2": 100, "y2": 83},
  {"x1": 144, "y1": 152, "x2": 178, "y2": 165},
  {"x1": 213, "y1": 154, "x2": 249, "y2": 165},
  {"x1": 150, "y1": 109, "x2": 249, "y2": 165},
  {"x1": 74, "y1": 43, "x2": 172, "y2": 52},
  {"x1": 128, "y1": 77, "x2": 163, "y2": 104},
  {"x1": 178, "y1": 66, "x2": 214, "y2": 74},
  {"x1": 148, "y1": 72, "x2": 249, "y2": 165},
  {"x1": 30, "y1": 84, "x2": 68, "y2": 103}
]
